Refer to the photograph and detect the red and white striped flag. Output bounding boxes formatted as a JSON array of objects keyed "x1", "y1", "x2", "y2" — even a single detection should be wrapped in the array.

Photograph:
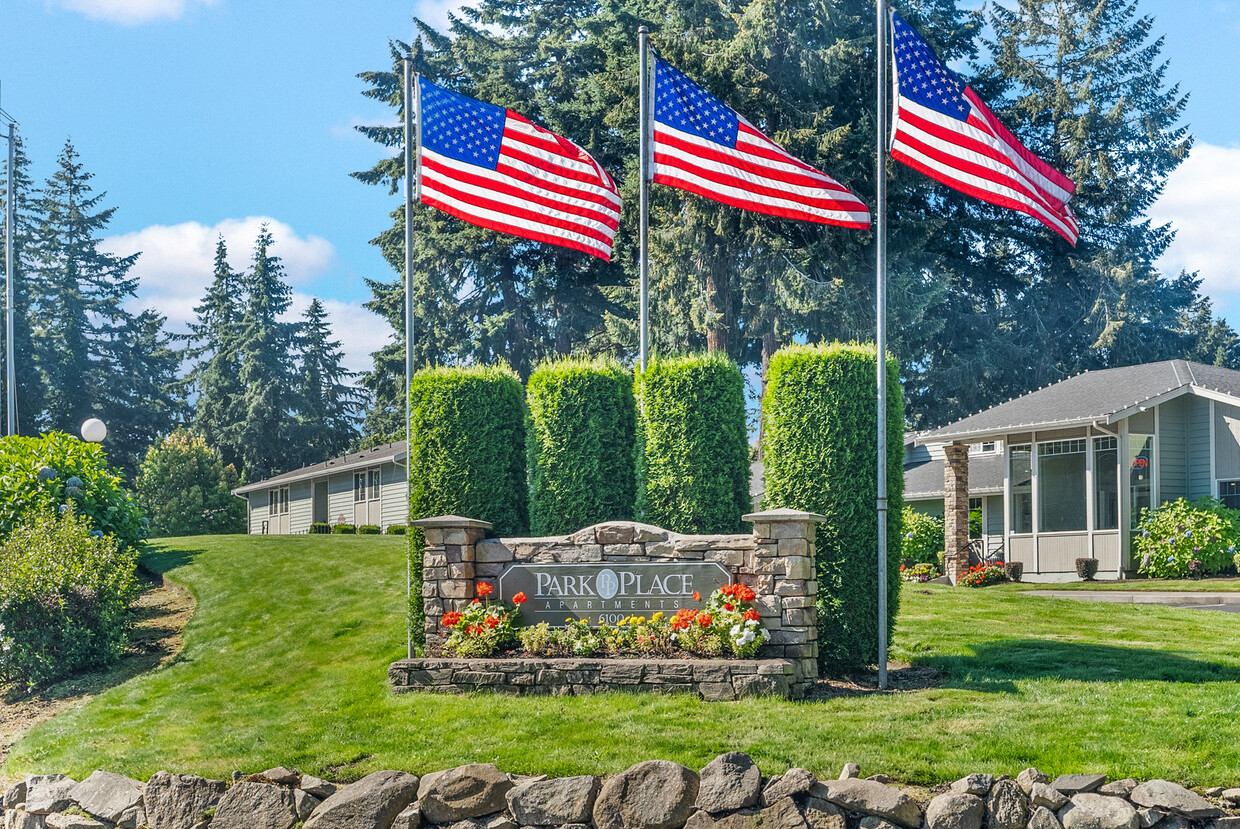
[
  {"x1": 651, "y1": 55, "x2": 871, "y2": 228},
  {"x1": 417, "y1": 77, "x2": 621, "y2": 261},
  {"x1": 889, "y1": 12, "x2": 1079, "y2": 245}
]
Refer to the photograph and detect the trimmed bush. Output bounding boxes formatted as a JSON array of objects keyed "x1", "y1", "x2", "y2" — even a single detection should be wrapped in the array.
[
  {"x1": 636, "y1": 354, "x2": 749, "y2": 534},
  {"x1": 0, "y1": 432, "x2": 145, "y2": 548},
  {"x1": 331, "y1": 523, "x2": 356, "y2": 534},
  {"x1": 0, "y1": 509, "x2": 139, "y2": 688},
  {"x1": 527, "y1": 357, "x2": 636, "y2": 535},
  {"x1": 1134, "y1": 497, "x2": 1240, "y2": 578},
  {"x1": 408, "y1": 364, "x2": 528, "y2": 653},
  {"x1": 1076, "y1": 557, "x2": 1100, "y2": 580},
  {"x1": 386, "y1": 525, "x2": 408, "y2": 535},
  {"x1": 762, "y1": 342, "x2": 904, "y2": 670},
  {"x1": 358, "y1": 525, "x2": 381, "y2": 535},
  {"x1": 901, "y1": 506, "x2": 943, "y2": 567},
  {"x1": 310, "y1": 522, "x2": 332, "y2": 534},
  {"x1": 135, "y1": 430, "x2": 245, "y2": 538},
  {"x1": 1004, "y1": 561, "x2": 1024, "y2": 582}
]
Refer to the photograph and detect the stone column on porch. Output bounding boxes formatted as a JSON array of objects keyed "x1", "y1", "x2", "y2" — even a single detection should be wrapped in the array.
[
  {"x1": 943, "y1": 443, "x2": 971, "y2": 584},
  {"x1": 410, "y1": 515, "x2": 492, "y2": 651}
]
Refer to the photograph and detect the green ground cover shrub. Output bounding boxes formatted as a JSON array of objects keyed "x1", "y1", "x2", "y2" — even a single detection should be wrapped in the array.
[
  {"x1": 310, "y1": 522, "x2": 331, "y2": 534},
  {"x1": 0, "y1": 432, "x2": 144, "y2": 547},
  {"x1": 386, "y1": 525, "x2": 407, "y2": 535},
  {"x1": 901, "y1": 507, "x2": 943, "y2": 567},
  {"x1": 1134, "y1": 498, "x2": 1240, "y2": 578},
  {"x1": 527, "y1": 358, "x2": 636, "y2": 535},
  {"x1": 358, "y1": 525, "x2": 381, "y2": 535},
  {"x1": 135, "y1": 430, "x2": 244, "y2": 537},
  {"x1": 408, "y1": 364, "x2": 528, "y2": 652},
  {"x1": 636, "y1": 354, "x2": 749, "y2": 534},
  {"x1": 332, "y1": 524, "x2": 356, "y2": 534},
  {"x1": 0, "y1": 509, "x2": 139, "y2": 688},
  {"x1": 762, "y1": 342, "x2": 903, "y2": 670}
]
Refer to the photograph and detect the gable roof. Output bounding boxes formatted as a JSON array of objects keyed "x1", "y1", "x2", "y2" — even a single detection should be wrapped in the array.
[
  {"x1": 917, "y1": 360, "x2": 1240, "y2": 444},
  {"x1": 232, "y1": 441, "x2": 407, "y2": 495}
]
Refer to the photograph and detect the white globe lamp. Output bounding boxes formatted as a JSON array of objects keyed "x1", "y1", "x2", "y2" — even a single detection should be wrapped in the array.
[{"x1": 81, "y1": 418, "x2": 108, "y2": 443}]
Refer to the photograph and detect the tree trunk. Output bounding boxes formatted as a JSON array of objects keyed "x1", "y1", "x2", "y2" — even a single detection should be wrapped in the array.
[{"x1": 705, "y1": 274, "x2": 728, "y2": 354}]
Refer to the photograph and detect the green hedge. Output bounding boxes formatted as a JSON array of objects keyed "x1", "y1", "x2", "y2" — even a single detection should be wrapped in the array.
[
  {"x1": 408, "y1": 364, "x2": 528, "y2": 652},
  {"x1": 636, "y1": 354, "x2": 750, "y2": 534},
  {"x1": 331, "y1": 524, "x2": 356, "y2": 534},
  {"x1": 358, "y1": 525, "x2": 381, "y2": 535},
  {"x1": 527, "y1": 358, "x2": 636, "y2": 535},
  {"x1": 762, "y1": 342, "x2": 904, "y2": 670},
  {"x1": 0, "y1": 432, "x2": 145, "y2": 548}
]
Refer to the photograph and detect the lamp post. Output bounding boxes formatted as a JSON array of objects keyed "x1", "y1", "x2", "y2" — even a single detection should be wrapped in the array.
[{"x1": 81, "y1": 418, "x2": 108, "y2": 443}]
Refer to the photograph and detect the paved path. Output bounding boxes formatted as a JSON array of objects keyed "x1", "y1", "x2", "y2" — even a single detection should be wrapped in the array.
[{"x1": 1026, "y1": 590, "x2": 1240, "y2": 611}]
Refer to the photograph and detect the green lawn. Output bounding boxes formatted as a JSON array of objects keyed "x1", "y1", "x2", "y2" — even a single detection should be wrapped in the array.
[
  {"x1": 1013, "y1": 578, "x2": 1240, "y2": 591},
  {"x1": 9, "y1": 534, "x2": 1240, "y2": 786}
]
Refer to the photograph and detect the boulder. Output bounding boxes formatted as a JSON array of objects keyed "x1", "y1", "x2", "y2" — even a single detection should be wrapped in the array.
[
  {"x1": 1028, "y1": 806, "x2": 1064, "y2": 829},
  {"x1": 209, "y1": 781, "x2": 299, "y2": 829},
  {"x1": 445, "y1": 816, "x2": 518, "y2": 829},
  {"x1": 24, "y1": 775, "x2": 78, "y2": 815},
  {"x1": 1059, "y1": 794, "x2": 1139, "y2": 829},
  {"x1": 260, "y1": 767, "x2": 302, "y2": 786},
  {"x1": 800, "y1": 795, "x2": 846, "y2": 829},
  {"x1": 693, "y1": 798, "x2": 809, "y2": 829},
  {"x1": 952, "y1": 776, "x2": 994, "y2": 798},
  {"x1": 299, "y1": 775, "x2": 338, "y2": 799},
  {"x1": 763, "y1": 770, "x2": 817, "y2": 807},
  {"x1": 859, "y1": 818, "x2": 902, "y2": 829},
  {"x1": 1018, "y1": 772, "x2": 1050, "y2": 797},
  {"x1": 70, "y1": 770, "x2": 145, "y2": 828},
  {"x1": 839, "y1": 765, "x2": 861, "y2": 781},
  {"x1": 1052, "y1": 777, "x2": 1107, "y2": 797},
  {"x1": 697, "y1": 754, "x2": 762, "y2": 814},
  {"x1": 988, "y1": 780, "x2": 1030, "y2": 829},
  {"x1": 809, "y1": 780, "x2": 921, "y2": 829},
  {"x1": 1032, "y1": 784, "x2": 1069, "y2": 812},
  {"x1": 1129, "y1": 781, "x2": 1223, "y2": 819},
  {"x1": 1137, "y1": 809, "x2": 1167, "y2": 829},
  {"x1": 507, "y1": 775, "x2": 600, "y2": 825},
  {"x1": 1099, "y1": 782, "x2": 1137, "y2": 798},
  {"x1": 144, "y1": 772, "x2": 227, "y2": 829},
  {"x1": 593, "y1": 760, "x2": 700, "y2": 829},
  {"x1": 295, "y1": 790, "x2": 321, "y2": 822},
  {"x1": 304, "y1": 769, "x2": 420, "y2": 829},
  {"x1": 4, "y1": 811, "x2": 44, "y2": 829},
  {"x1": 1222, "y1": 790, "x2": 1240, "y2": 805},
  {"x1": 45, "y1": 816, "x2": 107, "y2": 829},
  {"x1": 393, "y1": 802, "x2": 421, "y2": 829},
  {"x1": 925, "y1": 792, "x2": 985, "y2": 829},
  {"x1": 420, "y1": 764, "x2": 510, "y2": 824},
  {"x1": 4, "y1": 780, "x2": 27, "y2": 809}
]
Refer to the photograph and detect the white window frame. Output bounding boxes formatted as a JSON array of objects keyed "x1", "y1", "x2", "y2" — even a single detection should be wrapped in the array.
[{"x1": 354, "y1": 472, "x2": 366, "y2": 504}]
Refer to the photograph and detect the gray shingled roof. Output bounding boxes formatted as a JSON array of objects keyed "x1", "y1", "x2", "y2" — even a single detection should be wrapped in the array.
[
  {"x1": 916, "y1": 360, "x2": 1240, "y2": 443},
  {"x1": 904, "y1": 453, "x2": 1004, "y2": 499},
  {"x1": 233, "y1": 441, "x2": 407, "y2": 495}
]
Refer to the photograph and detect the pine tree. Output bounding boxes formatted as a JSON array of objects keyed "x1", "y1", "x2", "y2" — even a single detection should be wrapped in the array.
[
  {"x1": 186, "y1": 236, "x2": 248, "y2": 470},
  {"x1": 103, "y1": 309, "x2": 183, "y2": 477},
  {"x1": 0, "y1": 133, "x2": 44, "y2": 435},
  {"x1": 295, "y1": 298, "x2": 363, "y2": 464},
  {"x1": 232, "y1": 225, "x2": 295, "y2": 481}
]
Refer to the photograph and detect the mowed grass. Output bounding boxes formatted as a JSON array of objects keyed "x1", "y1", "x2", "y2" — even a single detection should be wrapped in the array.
[
  {"x1": 9, "y1": 534, "x2": 1240, "y2": 785},
  {"x1": 1013, "y1": 578, "x2": 1240, "y2": 591}
]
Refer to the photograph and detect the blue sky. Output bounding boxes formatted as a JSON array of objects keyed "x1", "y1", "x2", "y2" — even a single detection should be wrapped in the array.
[{"x1": 3, "y1": 0, "x2": 1239, "y2": 375}]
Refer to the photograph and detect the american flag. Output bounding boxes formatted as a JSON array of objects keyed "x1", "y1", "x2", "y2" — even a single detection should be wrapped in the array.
[
  {"x1": 889, "y1": 12, "x2": 1079, "y2": 245},
  {"x1": 651, "y1": 55, "x2": 871, "y2": 228},
  {"x1": 417, "y1": 77, "x2": 621, "y2": 261}
]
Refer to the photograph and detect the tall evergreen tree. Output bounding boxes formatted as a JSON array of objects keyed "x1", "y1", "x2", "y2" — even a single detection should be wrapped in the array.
[
  {"x1": 231, "y1": 225, "x2": 295, "y2": 481},
  {"x1": 295, "y1": 298, "x2": 363, "y2": 464},
  {"x1": 103, "y1": 309, "x2": 183, "y2": 477},
  {"x1": 186, "y1": 236, "x2": 248, "y2": 470},
  {"x1": 0, "y1": 133, "x2": 44, "y2": 435}
]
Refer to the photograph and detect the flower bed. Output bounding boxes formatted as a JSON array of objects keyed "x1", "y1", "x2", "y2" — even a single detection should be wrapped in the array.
[{"x1": 958, "y1": 562, "x2": 1007, "y2": 588}]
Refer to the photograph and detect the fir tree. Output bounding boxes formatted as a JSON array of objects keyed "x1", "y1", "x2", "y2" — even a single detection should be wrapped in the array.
[
  {"x1": 103, "y1": 309, "x2": 184, "y2": 477},
  {"x1": 0, "y1": 132, "x2": 44, "y2": 435},
  {"x1": 295, "y1": 298, "x2": 363, "y2": 464}
]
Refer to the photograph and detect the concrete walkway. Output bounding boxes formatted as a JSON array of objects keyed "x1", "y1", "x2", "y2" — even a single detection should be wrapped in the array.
[{"x1": 1026, "y1": 590, "x2": 1240, "y2": 611}]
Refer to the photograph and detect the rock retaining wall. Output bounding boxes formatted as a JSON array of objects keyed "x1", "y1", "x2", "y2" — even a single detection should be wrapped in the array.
[
  {"x1": 388, "y1": 656, "x2": 804, "y2": 700},
  {"x1": 5, "y1": 758, "x2": 1240, "y2": 829}
]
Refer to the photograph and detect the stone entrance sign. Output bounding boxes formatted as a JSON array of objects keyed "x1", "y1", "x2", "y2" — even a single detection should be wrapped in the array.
[{"x1": 499, "y1": 562, "x2": 730, "y2": 626}]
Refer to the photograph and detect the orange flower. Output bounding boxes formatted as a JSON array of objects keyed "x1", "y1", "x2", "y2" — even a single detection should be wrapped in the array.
[
  {"x1": 737, "y1": 585, "x2": 756, "y2": 603},
  {"x1": 472, "y1": 598, "x2": 481, "y2": 605},
  {"x1": 476, "y1": 581, "x2": 495, "y2": 598},
  {"x1": 743, "y1": 609, "x2": 760, "y2": 622},
  {"x1": 466, "y1": 624, "x2": 483, "y2": 635},
  {"x1": 512, "y1": 591, "x2": 527, "y2": 605},
  {"x1": 693, "y1": 591, "x2": 701, "y2": 601},
  {"x1": 698, "y1": 613, "x2": 713, "y2": 627},
  {"x1": 485, "y1": 615, "x2": 500, "y2": 629},
  {"x1": 724, "y1": 603, "x2": 735, "y2": 612},
  {"x1": 442, "y1": 611, "x2": 463, "y2": 627}
]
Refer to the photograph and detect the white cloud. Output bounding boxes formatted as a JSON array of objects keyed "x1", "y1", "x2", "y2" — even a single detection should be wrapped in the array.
[
  {"x1": 47, "y1": 0, "x2": 216, "y2": 24},
  {"x1": 1149, "y1": 143, "x2": 1240, "y2": 314},
  {"x1": 283, "y1": 294, "x2": 395, "y2": 378}
]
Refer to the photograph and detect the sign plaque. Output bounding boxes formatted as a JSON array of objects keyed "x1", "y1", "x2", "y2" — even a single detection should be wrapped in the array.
[{"x1": 499, "y1": 562, "x2": 731, "y2": 626}]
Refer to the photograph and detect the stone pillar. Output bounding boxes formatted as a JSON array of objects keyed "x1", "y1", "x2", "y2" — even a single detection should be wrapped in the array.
[
  {"x1": 943, "y1": 443, "x2": 970, "y2": 584},
  {"x1": 743, "y1": 508, "x2": 825, "y2": 694},
  {"x1": 411, "y1": 515, "x2": 492, "y2": 651}
]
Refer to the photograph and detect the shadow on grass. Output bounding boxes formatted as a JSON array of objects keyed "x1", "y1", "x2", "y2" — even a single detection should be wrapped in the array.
[
  {"x1": 924, "y1": 639, "x2": 1240, "y2": 692},
  {"x1": 138, "y1": 543, "x2": 208, "y2": 577}
]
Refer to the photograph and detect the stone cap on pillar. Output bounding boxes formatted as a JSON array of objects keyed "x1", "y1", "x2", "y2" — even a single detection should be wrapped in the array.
[
  {"x1": 743, "y1": 508, "x2": 826, "y2": 524},
  {"x1": 409, "y1": 515, "x2": 493, "y2": 530}
]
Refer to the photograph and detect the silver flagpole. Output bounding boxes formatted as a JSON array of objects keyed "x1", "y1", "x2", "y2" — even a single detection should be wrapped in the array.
[
  {"x1": 875, "y1": 0, "x2": 890, "y2": 691},
  {"x1": 5, "y1": 119, "x2": 15, "y2": 437},
  {"x1": 404, "y1": 53, "x2": 416, "y2": 659},
  {"x1": 637, "y1": 26, "x2": 651, "y2": 372}
]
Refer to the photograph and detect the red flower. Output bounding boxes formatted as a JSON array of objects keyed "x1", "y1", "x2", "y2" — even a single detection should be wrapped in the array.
[
  {"x1": 472, "y1": 598, "x2": 481, "y2": 605},
  {"x1": 743, "y1": 609, "x2": 760, "y2": 622},
  {"x1": 699, "y1": 613, "x2": 713, "y2": 627},
  {"x1": 693, "y1": 591, "x2": 701, "y2": 601},
  {"x1": 724, "y1": 603, "x2": 735, "y2": 612},
  {"x1": 512, "y1": 591, "x2": 527, "y2": 605},
  {"x1": 442, "y1": 611, "x2": 463, "y2": 627},
  {"x1": 485, "y1": 615, "x2": 500, "y2": 629},
  {"x1": 737, "y1": 585, "x2": 756, "y2": 603},
  {"x1": 466, "y1": 624, "x2": 483, "y2": 635},
  {"x1": 476, "y1": 581, "x2": 495, "y2": 598}
]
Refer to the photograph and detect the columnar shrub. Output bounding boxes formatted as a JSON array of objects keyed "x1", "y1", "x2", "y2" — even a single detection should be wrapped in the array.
[
  {"x1": 0, "y1": 509, "x2": 139, "y2": 688},
  {"x1": 0, "y1": 432, "x2": 144, "y2": 548},
  {"x1": 527, "y1": 358, "x2": 636, "y2": 535},
  {"x1": 762, "y1": 342, "x2": 904, "y2": 670},
  {"x1": 408, "y1": 364, "x2": 528, "y2": 652},
  {"x1": 900, "y1": 506, "x2": 943, "y2": 566},
  {"x1": 1134, "y1": 498, "x2": 1240, "y2": 578},
  {"x1": 636, "y1": 354, "x2": 750, "y2": 534},
  {"x1": 135, "y1": 430, "x2": 245, "y2": 538}
]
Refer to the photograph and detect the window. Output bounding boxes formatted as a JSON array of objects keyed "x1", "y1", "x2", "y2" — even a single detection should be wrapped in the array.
[
  {"x1": 1094, "y1": 437, "x2": 1118, "y2": 530},
  {"x1": 368, "y1": 469, "x2": 381, "y2": 501},
  {"x1": 1010, "y1": 445, "x2": 1032, "y2": 534},
  {"x1": 980, "y1": 441, "x2": 997, "y2": 453},
  {"x1": 1221, "y1": 481, "x2": 1240, "y2": 510},
  {"x1": 969, "y1": 497, "x2": 982, "y2": 539},
  {"x1": 354, "y1": 472, "x2": 366, "y2": 503},
  {"x1": 269, "y1": 487, "x2": 289, "y2": 516},
  {"x1": 1038, "y1": 439, "x2": 1087, "y2": 532},
  {"x1": 1128, "y1": 434, "x2": 1154, "y2": 525}
]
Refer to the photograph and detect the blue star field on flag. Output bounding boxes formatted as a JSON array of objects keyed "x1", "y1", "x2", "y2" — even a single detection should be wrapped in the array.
[
  {"x1": 420, "y1": 80, "x2": 506, "y2": 170},
  {"x1": 891, "y1": 14, "x2": 971, "y2": 122}
]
